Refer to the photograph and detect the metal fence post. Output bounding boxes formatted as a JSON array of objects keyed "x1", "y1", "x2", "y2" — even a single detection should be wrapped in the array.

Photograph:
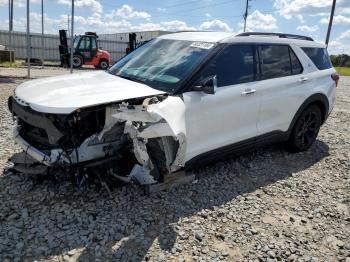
[
  {"x1": 41, "y1": 0, "x2": 44, "y2": 67},
  {"x1": 70, "y1": 0, "x2": 74, "y2": 73},
  {"x1": 26, "y1": 0, "x2": 30, "y2": 78}
]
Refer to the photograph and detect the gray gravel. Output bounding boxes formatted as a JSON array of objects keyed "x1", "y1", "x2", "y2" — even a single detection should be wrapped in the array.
[{"x1": 0, "y1": 70, "x2": 349, "y2": 262}]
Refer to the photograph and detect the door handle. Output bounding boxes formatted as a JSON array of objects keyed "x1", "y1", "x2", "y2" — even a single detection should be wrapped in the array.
[
  {"x1": 298, "y1": 77, "x2": 309, "y2": 83},
  {"x1": 241, "y1": 88, "x2": 256, "y2": 95}
]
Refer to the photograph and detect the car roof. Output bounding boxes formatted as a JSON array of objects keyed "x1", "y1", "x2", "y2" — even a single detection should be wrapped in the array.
[
  {"x1": 158, "y1": 31, "x2": 233, "y2": 43},
  {"x1": 158, "y1": 31, "x2": 326, "y2": 48}
]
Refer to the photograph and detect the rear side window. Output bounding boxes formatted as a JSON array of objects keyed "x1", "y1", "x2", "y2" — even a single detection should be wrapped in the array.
[
  {"x1": 200, "y1": 44, "x2": 257, "y2": 87},
  {"x1": 301, "y1": 47, "x2": 332, "y2": 70},
  {"x1": 289, "y1": 49, "x2": 303, "y2": 74},
  {"x1": 260, "y1": 45, "x2": 292, "y2": 79}
]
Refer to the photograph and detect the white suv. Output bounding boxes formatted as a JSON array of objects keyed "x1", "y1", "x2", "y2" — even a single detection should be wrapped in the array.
[{"x1": 9, "y1": 32, "x2": 338, "y2": 184}]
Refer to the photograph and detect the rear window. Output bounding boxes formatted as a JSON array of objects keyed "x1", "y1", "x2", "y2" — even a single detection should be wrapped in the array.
[{"x1": 301, "y1": 47, "x2": 332, "y2": 70}]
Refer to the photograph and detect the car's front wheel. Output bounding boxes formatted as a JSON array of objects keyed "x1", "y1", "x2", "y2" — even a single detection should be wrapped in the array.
[{"x1": 287, "y1": 105, "x2": 322, "y2": 152}]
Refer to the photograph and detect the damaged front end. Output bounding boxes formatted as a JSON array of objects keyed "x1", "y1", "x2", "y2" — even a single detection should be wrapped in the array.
[{"x1": 8, "y1": 94, "x2": 187, "y2": 187}]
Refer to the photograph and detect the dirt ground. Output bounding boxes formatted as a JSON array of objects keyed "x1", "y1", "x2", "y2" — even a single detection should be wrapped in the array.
[{"x1": 0, "y1": 67, "x2": 349, "y2": 262}]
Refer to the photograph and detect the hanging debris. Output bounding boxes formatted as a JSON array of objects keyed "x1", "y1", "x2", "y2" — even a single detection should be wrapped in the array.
[{"x1": 8, "y1": 93, "x2": 191, "y2": 190}]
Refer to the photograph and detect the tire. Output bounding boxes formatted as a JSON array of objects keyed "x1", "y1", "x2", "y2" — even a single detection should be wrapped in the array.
[
  {"x1": 98, "y1": 59, "x2": 109, "y2": 70},
  {"x1": 286, "y1": 105, "x2": 322, "y2": 152},
  {"x1": 71, "y1": 55, "x2": 83, "y2": 68}
]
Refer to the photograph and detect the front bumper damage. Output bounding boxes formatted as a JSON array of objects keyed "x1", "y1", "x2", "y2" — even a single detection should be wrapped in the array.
[{"x1": 9, "y1": 95, "x2": 190, "y2": 188}]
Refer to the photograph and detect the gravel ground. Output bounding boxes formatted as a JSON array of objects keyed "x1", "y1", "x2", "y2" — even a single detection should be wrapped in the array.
[{"x1": 0, "y1": 71, "x2": 349, "y2": 262}]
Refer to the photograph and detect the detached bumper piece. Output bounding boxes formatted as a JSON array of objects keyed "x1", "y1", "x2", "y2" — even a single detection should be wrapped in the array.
[{"x1": 10, "y1": 152, "x2": 48, "y2": 175}]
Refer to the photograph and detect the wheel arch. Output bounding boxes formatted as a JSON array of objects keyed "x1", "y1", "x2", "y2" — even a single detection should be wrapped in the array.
[
  {"x1": 99, "y1": 57, "x2": 109, "y2": 63},
  {"x1": 288, "y1": 93, "x2": 329, "y2": 134},
  {"x1": 98, "y1": 58, "x2": 109, "y2": 69}
]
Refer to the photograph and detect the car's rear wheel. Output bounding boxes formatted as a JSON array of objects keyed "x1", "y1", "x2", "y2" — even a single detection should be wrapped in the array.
[
  {"x1": 98, "y1": 59, "x2": 109, "y2": 70},
  {"x1": 287, "y1": 105, "x2": 322, "y2": 152}
]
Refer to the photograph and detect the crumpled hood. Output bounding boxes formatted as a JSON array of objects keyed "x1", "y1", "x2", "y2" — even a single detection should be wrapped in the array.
[{"x1": 14, "y1": 71, "x2": 165, "y2": 114}]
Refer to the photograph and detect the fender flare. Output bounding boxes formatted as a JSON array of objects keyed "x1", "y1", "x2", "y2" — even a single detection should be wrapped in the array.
[{"x1": 287, "y1": 93, "x2": 329, "y2": 134}]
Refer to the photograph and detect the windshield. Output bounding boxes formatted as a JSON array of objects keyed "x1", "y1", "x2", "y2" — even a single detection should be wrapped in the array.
[{"x1": 108, "y1": 39, "x2": 216, "y2": 93}]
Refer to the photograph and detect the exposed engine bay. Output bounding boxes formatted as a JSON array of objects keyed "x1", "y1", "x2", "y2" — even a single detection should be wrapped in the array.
[{"x1": 8, "y1": 94, "x2": 189, "y2": 190}]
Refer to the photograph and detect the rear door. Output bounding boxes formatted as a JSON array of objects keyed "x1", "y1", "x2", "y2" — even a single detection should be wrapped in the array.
[
  {"x1": 183, "y1": 44, "x2": 261, "y2": 162},
  {"x1": 256, "y1": 44, "x2": 311, "y2": 136}
]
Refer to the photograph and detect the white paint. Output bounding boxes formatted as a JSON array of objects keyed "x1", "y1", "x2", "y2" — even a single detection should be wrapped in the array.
[
  {"x1": 147, "y1": 96, "x2": 187, "y2": 170},
  {"x1": 12, "y1": 32, "x2": 336, "y2": 174},
  {"x1": 158, "y1": 32, "x2": 326, "y2": 49},
  {"x1": 183, "y1": 81, "x2": 260, "y2": 162},
  {"x1": 129, "y1": 164, "x2": 157, "y2": 185},
  {"x1": 112, "y1": 105, "x2": 162, "y2": 123},
  {"x1": 114, "y1": 96, "x2": 187, "y2": 172},
  {"x1": 14, "y1": 71, "x2": 164, "y2": 114},
  {"x1": 158, "y1": 31, "x2": 233, "y2": 43},
  {"x1": 256, "y1": 45, "x2": 336, "y2": 135}
]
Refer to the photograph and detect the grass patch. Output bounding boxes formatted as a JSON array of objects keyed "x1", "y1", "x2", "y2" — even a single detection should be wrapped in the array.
[
  {"x1": 335, "y1": 67, "x2": 350, "y2": 76},
  {"x1": 0, "y1": 60, "x2": 23, "y2": 68}
]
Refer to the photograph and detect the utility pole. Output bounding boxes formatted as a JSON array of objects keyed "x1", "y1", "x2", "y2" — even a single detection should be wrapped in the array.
[
  {"x1": 243, "y1": 0, "x2": 250, "y2": 32},
  {"x1": 325, "y1": 0, "x2": 336, "y2": 46},
  {"x1": 70, "y1": 0, "x2": 74, "y2": 74},
  {"x1": 41, "y1": 0, "x2": 44, "y2": 67},
  {"x1": 9, "y1": 0, "x2": 13, "y2": 66},
  {"x1": 26, "y1": 0, "x2": 30, "y2": 78}
]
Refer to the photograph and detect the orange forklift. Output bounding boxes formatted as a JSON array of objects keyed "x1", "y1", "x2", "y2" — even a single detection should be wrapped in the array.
[{"x1": 59, "y1": 30, "x2": 110, "y2": 69}]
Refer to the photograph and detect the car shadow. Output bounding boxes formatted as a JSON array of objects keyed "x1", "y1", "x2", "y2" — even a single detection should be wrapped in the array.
[
  {"x1": 0, "y1": 140, "x2": 329, "y2": 261},
  {"x1": 0, "y1": 76, "x2": 15, "y2": 84}
]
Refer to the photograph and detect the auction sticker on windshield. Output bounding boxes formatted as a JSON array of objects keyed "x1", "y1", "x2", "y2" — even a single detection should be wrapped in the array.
[{"x1": 190, "y1": 42, "x2": 215, "y2": 49}]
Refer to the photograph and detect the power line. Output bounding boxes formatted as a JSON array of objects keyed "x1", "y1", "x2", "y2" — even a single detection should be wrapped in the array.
[
  {"x1": 102, "y1": 0, "x2": 200, "y2": 10},
  {"x1": 156, "y1": 0, "x2": 204, "y2": 9},
  {"x1": 103, "y1": 0, "x2": 236, "y2": 17}
]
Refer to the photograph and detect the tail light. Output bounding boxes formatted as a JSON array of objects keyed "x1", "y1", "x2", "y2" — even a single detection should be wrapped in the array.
[{"x1": 331, "y1": 73, "x2": 340, "y2": 87}]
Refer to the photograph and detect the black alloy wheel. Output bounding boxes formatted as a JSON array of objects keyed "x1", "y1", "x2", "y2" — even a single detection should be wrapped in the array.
[{"x1": 287, "y1": 105, "x2": 322, "y2": 152}]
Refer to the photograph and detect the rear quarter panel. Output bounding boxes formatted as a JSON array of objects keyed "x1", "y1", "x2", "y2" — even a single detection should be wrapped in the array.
[{"x1": 292, "y1": 44, "x2": 336, "y2": 116}]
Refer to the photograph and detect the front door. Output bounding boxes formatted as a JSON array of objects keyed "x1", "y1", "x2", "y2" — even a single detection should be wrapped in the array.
[
  {"x1": 182, "y1": 44, "x2": 261, "y2": 162},
  {"x1": 77, "y1": 36, "x2": 92, "y2": 61}
]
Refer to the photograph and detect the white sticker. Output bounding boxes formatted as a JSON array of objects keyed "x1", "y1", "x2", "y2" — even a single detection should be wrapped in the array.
[{"x1": 190, "y1": 42, "x2": 215, "y2": 49}]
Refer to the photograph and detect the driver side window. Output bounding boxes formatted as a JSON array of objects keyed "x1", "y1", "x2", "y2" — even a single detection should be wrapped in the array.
[{"x1": 200, "y1": 44, "x2": 257, "y2": 87}]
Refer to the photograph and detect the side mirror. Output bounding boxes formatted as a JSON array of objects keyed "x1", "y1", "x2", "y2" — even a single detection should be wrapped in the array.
[{"x1": 192, "y1": 75, "x2": 217, "y2": 95}]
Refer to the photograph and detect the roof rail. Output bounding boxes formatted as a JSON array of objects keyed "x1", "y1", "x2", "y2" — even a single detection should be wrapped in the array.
[{"x1": 236, "y1": 32, "x2": 314, "y2": 41}]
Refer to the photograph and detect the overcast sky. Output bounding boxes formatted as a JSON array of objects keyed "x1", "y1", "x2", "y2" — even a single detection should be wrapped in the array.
[{"x1": 0, "y1": 0, "x2": 349, "y2": 54}]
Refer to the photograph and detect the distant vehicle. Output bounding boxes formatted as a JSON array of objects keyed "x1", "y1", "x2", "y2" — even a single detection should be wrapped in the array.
[
  {"x1": 59, "y1": 30, "x2": 110, "y2": 70},
  {"x1": 9, "y1": 31, "x2": 338, "y2": 187}
]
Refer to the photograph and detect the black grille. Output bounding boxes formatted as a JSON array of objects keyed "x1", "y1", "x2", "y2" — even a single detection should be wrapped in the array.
[{"x1": 18, "y1": 119, "x2": 56, "y2": 150}]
